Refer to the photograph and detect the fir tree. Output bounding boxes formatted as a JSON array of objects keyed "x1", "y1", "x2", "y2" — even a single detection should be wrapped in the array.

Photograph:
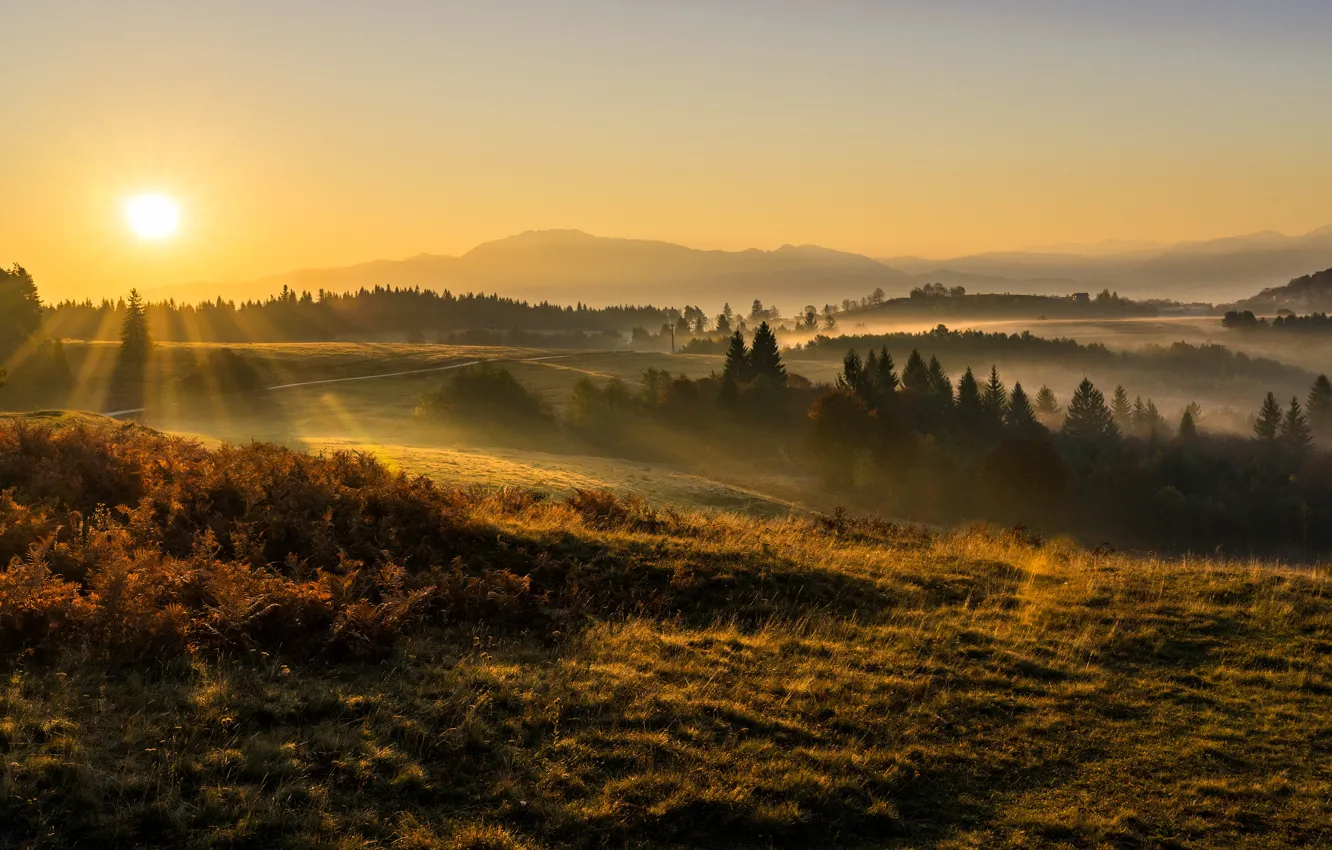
[
  {"x1": 901, "y1": 349, "x2": 930, "y2": 393},
  {"x1": 955, "y1": 367, "x2": 983, "y2": 425},
  {"x1": 1006, "y1": 381, "x2": 1038, "y2": 431},
  {"x1": 926, "y1": 355, "x2": 952, "y2": 400},
  {"x1": 721, "y1": 330, "x2": 751, "y2": 384},
  {"x1": 1110, "y1": 385, "x2": 1132, "y2": 429},
  {"x1": 1307, "y1": 374, "x2": 1332, "y2": 435},
  {"x1": 748, "y1": 322, "x2": 786, "y2": 386},
  {"x1": 1178, "y1": 410, "x2": 1198, "y2": 443},
  {"x1": 1034, "y1": 385, "x2": 1061, "y2": 416},
  {"x1": 120, "y1": 288, "x2": 153, "y2": 358},
  {"x1": 870, "y1": 347, "x2": 899, "y2": 401},
  {"x1": 0, "y1": 263, "x2": 43, "y2": 348},
  {"x1": 1062, "y1": 378, "x2": 1120, "y2": 442},
  {"x1": 836, "y1": 349, "x2": 870, "y2": 402},
  {"x1": 1254, "y1": 391, "x2": 1283, "y2": 442},
  {"x1": 1280, "y1": 396, "x2": 1313, "y2": 455},
  {"x1": 981, "y1": 365, "x2": 1007, "y2": 425},
  {"x1": 1144, "y1": 399, "x2": 1165, "y2": 437}
]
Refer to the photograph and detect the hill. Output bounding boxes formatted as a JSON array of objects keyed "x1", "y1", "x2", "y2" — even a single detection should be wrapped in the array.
[
  {"x1": 149, "y1": 230, "x2": 913, "y2": 310},
  {"x1": 882, "y1": 225, "x2": 1332, "y2": 302},
  {"x1": 1, "y1": 417, "x2": 1329, "y2": 847},
  {"x1": 1231, "y1": 266, "x2": 1332, "y2": 314}
]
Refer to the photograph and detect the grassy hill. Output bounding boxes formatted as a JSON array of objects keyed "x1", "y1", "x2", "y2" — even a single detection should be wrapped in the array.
[{"x1": 1, "y1": 416, "x2": 1329, "y2": 848}]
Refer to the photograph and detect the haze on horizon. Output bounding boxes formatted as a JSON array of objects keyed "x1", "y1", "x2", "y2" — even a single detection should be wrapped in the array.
[{"x1": 5, "y1": 0, "x2": 1332, "y2": 302}]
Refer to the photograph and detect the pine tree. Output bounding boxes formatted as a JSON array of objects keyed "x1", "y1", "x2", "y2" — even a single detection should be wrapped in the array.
[
  {"x1": 1131, "y1": 395, "x2": 1147, "y2": 433},
  {"x1": 981, "y1": 365, "x2": 1007, "y2": 425},
  {"x1": 1144, "y1": 399, "x2": 1165, "y2": 437},
  {"x1": 748, "y1": 322, "x2": 786, "y2": 386},
  {"x1": 955, "y1": 367, "x2": 983, "y2": 426},
  {"x1": 1062, "y1": 378, "x2": 1120, "y2": 442},
  {"x1": 871, "y1": 347, "x2": 899, "y2": 400},
  {"x1": 1178, "y1": 410, "x2": 1198, "y2": 443},
  {"x1": 1280, "y1": 396, "x2": 1313, "y2": 455},
  {"x1": 1006, "y1": 381, "x2": 1038, "y2": 431},
  {"x1": 0, "y1": 264, "x2": 44, "y2": 348},
  {"x1": 1254, "y1": 391, "x2": 1283, "y2": 442},
  {"x1": 836, "y1": 349, "x2": 870, "y2": 402},
  {"x1": 926, "y1": 355, "x2": 952, "y2": 400},
  {"x1": 1110, "y1": 385, "x2": 1132, "y2": 430},
  {"x1": 1034, "y1": 385, "x2": 1061, "y2": 416},
  {"x1": 1307, "y1": 374, "x2": 1332, "y2": 435},
  {"x1": 721, "y1": 330, "x2": 751, "y2": 384},
  {"x1": 901, "y1": 349, "x2": 930, "y2": 393},
  {"x1": 120, "y1": 288, "x2": 153, "y2": 358}
]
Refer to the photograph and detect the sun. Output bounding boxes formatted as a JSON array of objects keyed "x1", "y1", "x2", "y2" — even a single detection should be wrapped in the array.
[{"x1": 125, "y1": 193, "x2": 181, "y2": 239}]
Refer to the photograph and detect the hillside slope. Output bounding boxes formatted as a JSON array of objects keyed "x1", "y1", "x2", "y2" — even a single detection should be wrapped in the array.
[{"x1": 1, "y1": 418, "x2": 1329, "y2": 848}]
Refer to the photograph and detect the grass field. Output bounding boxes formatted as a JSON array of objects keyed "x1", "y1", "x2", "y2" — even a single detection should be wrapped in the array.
[{"x1": 0, "y1": 417, "x2": 1329, "y2": 848}]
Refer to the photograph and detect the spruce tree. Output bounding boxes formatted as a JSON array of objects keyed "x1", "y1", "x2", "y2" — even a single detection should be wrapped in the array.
[
  {"x1": 1307, "y1": 375, "x2": 1332, "y2": 435},
  {"x1": 721, "y1": 330, "x2": 751, "y2": 384},
  {"x1": 1144, "y1": 399, "x2": 1164, "y2": 437},
  {"x1": 1111, "y1": 385, "x2": 1132, "y2": 430},
  {"x1": 120, "y1": 288, "x2": 153, "y2": 359},
  {"x1": 1062, "y1": 378, "x2": 1120, "y2": 442},
  {"x1": 1280, "y1": 396, "x2": 1313, "y2": 455},
  {"x1": 1034, "y1": 385, "x2": 1061, "y2": 416},
  {"x1": 901, "y1": 349, "x2": 930, "y2": 393},
  {"x1": 1178, "y1": 410, "x2": 1198, "y2": 443},
  {"x1": 748, "y1": 322, "x2": 786, "y2": 387},
  {"x1": 955, "y1": 367, "x2": 983, "y2": 426},
  {"x1": 837, "y1": 350, "x2": 870, "y2": 402},
  {"x1": 1254, "y1": 392, "x2": 1283, "y2": 442},
  {"x1": 0, "y1": 263, "x2": 43, "y2": 349},
  {"x1": 1006, "y1": 381, "x2": 1038, "y2": 431},
  {"x1": 926, "y1": 355, "x2": 952, "y2": 400},
  {"x1": 1131, "y1": 395, "x2": 1147, "y2": 434},
  {"x1": 871, "y1": 347, "x2": 899, "y2": 400},
  {"x1": 981, "y1": 365, "x2": 1007, "y2": 425}
]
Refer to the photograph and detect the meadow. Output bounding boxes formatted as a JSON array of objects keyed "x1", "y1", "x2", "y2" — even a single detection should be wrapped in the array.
[{"x1": 0, "y1": 415, "x2": 1329, "y2": 848}]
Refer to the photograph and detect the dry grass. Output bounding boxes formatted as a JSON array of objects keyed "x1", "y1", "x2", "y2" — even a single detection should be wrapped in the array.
[{"x1": 1, "y1": 418, "x2": 1330, "y2": 848}]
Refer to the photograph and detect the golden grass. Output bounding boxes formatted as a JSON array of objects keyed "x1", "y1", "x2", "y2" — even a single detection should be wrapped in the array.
[{"x1": 1, "y1": 418, "x2": 1329, "y2": 847}]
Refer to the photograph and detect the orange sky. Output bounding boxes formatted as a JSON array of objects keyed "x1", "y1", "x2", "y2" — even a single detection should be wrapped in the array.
[{"x1": 4, "y1": 1, "x2": 1331, "y2": 302}]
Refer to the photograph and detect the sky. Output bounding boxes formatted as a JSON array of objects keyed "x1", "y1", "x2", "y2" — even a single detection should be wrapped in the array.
[{"x1": 4, "y1": 0, "x2": 1332, "y2": 301}]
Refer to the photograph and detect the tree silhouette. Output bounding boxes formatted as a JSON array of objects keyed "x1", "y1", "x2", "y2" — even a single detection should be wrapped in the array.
[
  {"x1": 120, "y1": 288, "x2": 153, "y2": 359},
  {"x1": 926, "y1": 355, "x2": 952, "y2": 400},
  {"x1": 1006, "y1": 381, "x2": 1038, "y2": 432},
  {"x1": 1280, "y1": 396, "x2": 1313, "y2": 455},
  {"x1": 955, "y1": 367, "x2": 983, "y2": 427},
  {"x1": 1062, "y1": 378, "x2": 1120, "y2": 442},
  {"x1": 1110, "y1": 385, "x2": 1131, "y2": 430},
  {"x1": 981, "y1": 365, "x2": 1007, "y2": 425},
  {"x1": 721, "y1": 330, "x2": 751, "y2": 384},
  {"x1": 749, "y1": 322, "x2": 786, "y2": 387},
  {"x1": 1254, "y1": 392, "x2": 1283, "y2": 442},
  {"x1": 837, "y1": 349, "x2": 870, "y2": 403},
  {"x1": 1307, "y1": 374, "x2": 1332, "y2": 435},
  {"x1": 1177, "y1": 410, "x2": 1198, "y2": 443},
  {"x1": 869, "y1": 346, "x2": 898, "y2": 404},
  {"x1": 1034, "y1": 385, "x2": 1061, "y2": 416},
  {"x1": 1144, "y1": 399, "x2": 1165, "y2": 438},
  {"x1": 901, "y1": 349, "x2": 930, "y2": 393},
  {"x1": 0, "y1": 264, "x2": 43, "y2": 350}
]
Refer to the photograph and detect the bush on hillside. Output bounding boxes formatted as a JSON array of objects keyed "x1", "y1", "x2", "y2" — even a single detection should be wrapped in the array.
[{"x1": 416, "y1": 364, "x2": 552, "y2": 432}]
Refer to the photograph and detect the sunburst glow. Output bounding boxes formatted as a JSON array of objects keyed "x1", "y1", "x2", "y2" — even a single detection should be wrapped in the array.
[{"x1": 125, "y1": 193, "x2": 181, "y2": 239}]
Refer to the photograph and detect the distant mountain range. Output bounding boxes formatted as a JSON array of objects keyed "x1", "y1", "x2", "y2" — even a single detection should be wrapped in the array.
[{"x1": 150, "y1": 225, "x2": 1332, "y2": 309}]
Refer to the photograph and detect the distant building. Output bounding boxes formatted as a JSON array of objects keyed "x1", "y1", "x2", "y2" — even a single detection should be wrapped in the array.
[{"x1": 1071, "y1": 292, "x2": 1091, "y2": 303}]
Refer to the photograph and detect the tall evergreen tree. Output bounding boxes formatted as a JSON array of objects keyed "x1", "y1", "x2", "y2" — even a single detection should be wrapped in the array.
[
  {"x1": 1131, "y1": 395, "x2": 1147, "y2": 433},
  {"x1": 1034, "y1": 385, "x2": 1061, "y2": 416},
  {"x1": 1062, "y1": 378, "x2": 1120, "y2": 442},
  {"x1": 901, "y1": 349, "x2": 930, "y2": 393},
  {"x1": 1144, "y1": 399, "x2": 1165, "y2": 437},
  {"x1": 1006, "y1": 381, "x2": 1038, "y2": 431},
  {"x1": 1254, "y1": 392, "x2": 1283, "y2": 442},
  {"x1": 120, "y1": 288, "x2": 153, "y2": 358},
  {"x1": 926, "y1": 355, "x2": 952, "y2": 400},
  {"x1": 748, "y1": 322, "x2": 786, "y2": 386},
  {"x1": 0, "y1": 264, "x2": 43, "y2": 349},
  {"x1": 1307, "y1": 374, "x2": 1332, "y2": 435},
  {"x1": 871, "y1": 347, "x2": 898, "y2": 394},
  {"x1": 955, "y1": 367, "x2": 983, "y2": 425},
  {"x1": 1178, "y1": 410, "x2": 1198, "y2": 443},
  {"x1": 1110, "y1": 385, "x2": 1132, "y2": 429},
  {"x1": 721, "y1": 330, "x2": 751, "y2": 384},
  {"x1": 981, "y1": 365, "x2": 1007, "y2": 425},
  {"x1": 1280, "y1": 396, "x2": 1313, "y2": 455},
  {"x1": 836, "y1": 349, "x2": 870, "y2": 402}
]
